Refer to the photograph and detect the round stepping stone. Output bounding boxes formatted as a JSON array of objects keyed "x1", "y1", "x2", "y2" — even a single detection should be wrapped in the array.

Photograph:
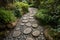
[
  {"x1": 32, "y1": 24, "x2": 38, "y2": 28},
  {"x1": 32, "y1": 30, "x2": 40, "y2": 36},
  {"x1": 22, "y1": 20, "x2": 28, "y2": 23},
  {"x1": 20, "y1": 23, "x2": 25, "y2": 25},
  {"x1": 26, "y1": 37, "x2": 34, "y2": 40},
  {"x1": 26, "y1": 22, "x2": 31, "y2": 26},
  {"x1": 13, "y1": 31, "x2": 21, "y2": 37},
  {"x1": 29, "y1": 17, "x2": 33, "y2": 19},
  {"x1": 30, "y1": 14, "x2": 34, "y2": 17},
  {"x1": 23, "y1": 17, "x2": 27, "y2": 19},
  {"x1": 24, "y1": 15, "x2": 28, "y2": 17},
  {"x1": 23, "y1": 28, "x2": 32, "y2": 34}
]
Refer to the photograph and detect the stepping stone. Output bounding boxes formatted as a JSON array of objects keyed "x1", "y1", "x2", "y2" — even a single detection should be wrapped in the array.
[
  {"x1": 30, "y1": 14, "x2": 34, "y2": 17},
  {"x1": 42, "y1": 37, "x2": 45, "y2": 40},
  {"x1": 26, "y1": 37, "x2": 34, "y2": 40},
  {"x1": 17, "y1": 36, "x2": 21, "y2": 39},
  {"x1": 32, "y1": 24, "x2": 38, "y2": 28},
  {"x1": 23, "y1": 28, "x2": 32, "y2": 34},
  {"x1": 23, "y1": 17, "x2": 28, "y2": 20},
  {"x1": 32, "y1": 30, "x2": 40, "y2": 36},
  {"x1": 24, "y1": 15, "x2": 28, "y2": 17},
  {"x1": 26, "y1": 22, "x2": 31, "y2": 26},
  {"x1": 22, "y1": 20, "x2": 28, "y2": 23},
  {"x1": 29, "y1": 17, "x2": 34, "y2": 19},
  {"x1": 20, "y1": 23, "x2": 25, "y2": 25},
  {"x1": 13, "y1": 31, "x2": 21, "y2": 37}
]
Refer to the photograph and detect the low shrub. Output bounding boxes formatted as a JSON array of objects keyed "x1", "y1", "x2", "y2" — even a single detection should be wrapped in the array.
[
  {"x1": 35, "y1": 9, "x2": 51, "y2": 25},
  {"x1": 44, "y1": 27, "x2": 60, "y2": 40},
  {"x1": 0, "y1": 8, "x2": 16, "y2": 24},
  {"x1": 15, "y1": 2, "x2": 29, "y2": 14},
  {"x1": 48, "y1": 28, "x2": 60, "y2": 40},
  {"x1": 34, "y1": 0, "x2": 60, "y2": 40},
  {"x1": 35, "y1": 9, "x2": 60, "y2": 29},
  {"x1": 14, "y1": 8, "x2": 22, "y2": 18}
]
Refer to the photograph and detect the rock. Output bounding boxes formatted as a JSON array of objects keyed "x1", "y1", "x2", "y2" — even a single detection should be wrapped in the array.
[
  {"x1": 23, "y1": 28, "x2": 32, "y2": 34},
  {"x1": 22, "y1": 20, "x2": 28, "y2": 23},
  {"x1": 26, "y1": 22, "x2": 31, "y2": 26},
  {"x1": 32, "y1": 24, "x2": 38, "y2": 28},
  {"x1": 26, "y1": 37, "x2": 34, "y2": 40},
  {"x1": 14, "y1": 38, "x2": 18, "y2": 40},
  {"x1": 13, "y1": 31, "x2": 21, "y2": 37},
  {"x1": 40, "y1": 35, "x2": 45, "y2": 40},
  {"x1": 41, "y1": 32, "x2": 43, "y2": 35},
  {"x1": 15, "y1": 27, "x2": 20, "y2": 31},
  {"x1": 17, "y1": 36, "x2": 20, "y2": 39},
  {"x1": 32, "y1": 30, "x2": 40, "y2": 36},
  {"x1": 42, "y1": 37, "x2": 45, "y2": 40}
]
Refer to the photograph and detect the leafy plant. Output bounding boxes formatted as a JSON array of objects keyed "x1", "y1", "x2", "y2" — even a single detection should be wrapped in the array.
[
  {"x1": 35, "y1": 0, "x2": 60, "y2": 29},
  {"x1": 35, "y1": 0, "x2": 60, "y2": 39},
  {"x1": 0, "y1": 8, "x2": 16, "y2": 24},
  {"x1": 14, "y1": 8, "x2": 22, "y2": 18},
  {"x1": 15, "y1": 2, "x2": 29, "y2": 14},
  {"x1": 35, "y1": 9, "x2": 51, "y2": 25}
]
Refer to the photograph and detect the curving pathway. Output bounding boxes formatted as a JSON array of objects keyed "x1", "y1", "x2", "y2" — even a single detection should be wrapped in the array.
[{"x1": 4, "y1": 8, "x2": 46, "y2": 40}]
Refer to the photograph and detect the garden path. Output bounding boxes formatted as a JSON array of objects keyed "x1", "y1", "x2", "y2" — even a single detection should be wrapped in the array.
[{"x1": 4, "y1": 8, "x2": 46, "y2": 40}]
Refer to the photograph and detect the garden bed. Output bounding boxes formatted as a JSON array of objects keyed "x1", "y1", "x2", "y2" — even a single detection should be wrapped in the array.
[
  {"x1": 44, "y1": 28, "x2": 53, "y2": 40},
  {"x1": 6, "y1": 19, "x2": 19, "y2": 28},
  {"x1": 44, "y1": 26, "x2": 60, "y2": 40}
]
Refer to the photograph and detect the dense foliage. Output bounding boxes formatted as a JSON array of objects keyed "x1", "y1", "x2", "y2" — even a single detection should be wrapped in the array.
[
  {"x1": 35, "y1": 0, "x2": 60, "y2": 29},
  {"x1": 14, "y1": 8, "x2": 22, "y2": 18},
  {"x1": 15, "y1": 2, "x2": 29, "y2": 14},
  {"x1": 35, "y1": 0, "x2": 60, "y2": 40},
  {"x1": 0, "y1": 8, "x2": 16, "y2": 24}
]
